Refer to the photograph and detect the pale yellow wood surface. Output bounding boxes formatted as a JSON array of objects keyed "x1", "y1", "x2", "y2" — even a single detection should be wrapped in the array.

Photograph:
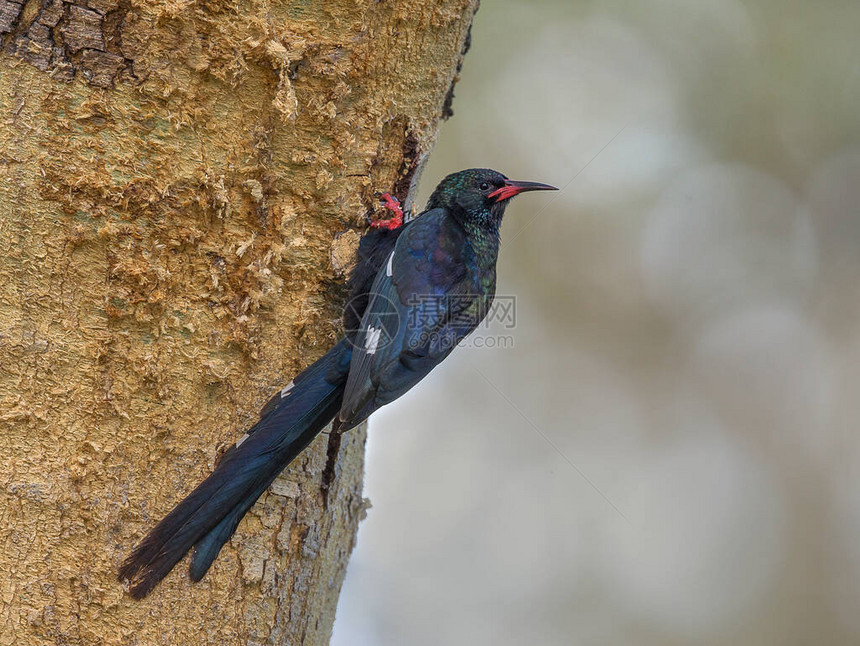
[{"x1": 0, "y1": 1, "x2": 477, "y2": 643}]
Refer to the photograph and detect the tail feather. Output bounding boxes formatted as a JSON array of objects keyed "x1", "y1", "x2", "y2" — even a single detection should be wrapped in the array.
[
  {"x1": 119, "y1": 340, "x2": 350, "y2": 598},
  {"x1": 187, "y1": 390, "x2": 340, "y2": 582},
  {"x1": 188, "y1": 476, "x2": 271, "y2": 582}
]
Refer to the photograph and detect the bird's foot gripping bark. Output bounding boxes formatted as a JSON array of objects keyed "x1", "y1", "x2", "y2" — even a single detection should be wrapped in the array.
[{"x1": 370, "y1": 193, "x2": 404, "y2": 230}]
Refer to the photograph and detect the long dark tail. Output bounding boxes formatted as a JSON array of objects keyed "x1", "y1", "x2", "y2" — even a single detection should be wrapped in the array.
[{"x1": 119, "y1": 340, "x2": 351, "y2": 599}]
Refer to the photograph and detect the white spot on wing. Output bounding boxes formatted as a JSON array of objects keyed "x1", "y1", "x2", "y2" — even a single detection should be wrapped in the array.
[
  {"x1": 386, "y1": 251, "x2": 394, "y2": 277},
  {"x1": 365, "y1": 326, "x2": 382, "y2": 354},
  {"x1": 235, "y1": 433, "x2": 250, "y2": 448},
  {"x1": 280, "y1": 381, "x2": 294, "y2": 398}
]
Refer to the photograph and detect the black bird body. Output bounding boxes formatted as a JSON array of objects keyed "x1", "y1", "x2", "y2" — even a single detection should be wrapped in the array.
[
  {"x1": 119, "y1": 169, "x2": 556, "y2": 598},
  {"x1": 339, "y1": 206, "x2": 497, "y2": 427}
]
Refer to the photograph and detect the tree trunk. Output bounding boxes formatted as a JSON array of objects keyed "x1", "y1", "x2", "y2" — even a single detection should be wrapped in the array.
[{"x1": 0, "y1": 1, "x2": 476, "y2": 643}]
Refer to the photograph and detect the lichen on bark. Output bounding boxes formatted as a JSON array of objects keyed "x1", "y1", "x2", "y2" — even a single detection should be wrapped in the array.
[{"x1": 0, "y1": 1, "x2": 478, "y2": 643}]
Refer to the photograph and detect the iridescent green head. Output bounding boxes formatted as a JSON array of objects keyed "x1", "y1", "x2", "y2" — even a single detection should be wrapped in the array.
[{"x1": 426, "y1": 168, "x2": 557, "y2": 232}]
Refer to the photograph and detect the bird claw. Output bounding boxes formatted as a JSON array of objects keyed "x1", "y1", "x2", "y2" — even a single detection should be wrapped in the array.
[{"x1": 370, "y1": 193, "x2": 404, "y2": 230}]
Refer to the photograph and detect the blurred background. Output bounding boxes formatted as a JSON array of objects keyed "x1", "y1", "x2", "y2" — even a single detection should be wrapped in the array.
[{"x1": 334, "y1": 1, "x2": 860, "y2": 644}]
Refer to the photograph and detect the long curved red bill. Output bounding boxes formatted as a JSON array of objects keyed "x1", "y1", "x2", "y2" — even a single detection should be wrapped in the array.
[{"x1": 489, "y1": 179, "x2": 558, "y2": 203}]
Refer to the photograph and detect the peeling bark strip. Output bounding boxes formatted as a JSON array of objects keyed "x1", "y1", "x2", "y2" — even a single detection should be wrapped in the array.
[
  {"x1": 38, "y1": 0, "x2": 64, "y2": 27},
  {"x1": 0, "y1": 1, "x2": 23, "y2": 35},
  {"x1": 63, "y1": 6, "x2": 105, "y2": 52},
  {"x1": 0, "y1": 1, "x2": 478, "y2": 644}
]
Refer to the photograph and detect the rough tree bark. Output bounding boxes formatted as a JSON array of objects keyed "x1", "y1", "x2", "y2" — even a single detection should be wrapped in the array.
[{"x1": 0, "y1": 1, "x2": 477, "y2": 643}]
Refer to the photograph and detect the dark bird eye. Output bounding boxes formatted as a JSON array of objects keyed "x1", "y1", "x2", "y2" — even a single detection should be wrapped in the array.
[{"x1": 479, "y1": 182, "x2": 490, "y2": 191}]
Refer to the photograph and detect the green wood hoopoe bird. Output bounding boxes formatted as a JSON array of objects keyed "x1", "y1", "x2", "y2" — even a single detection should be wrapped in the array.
[{"x1": 119, "y1": 168, "x2": 557, "y2": 598}]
